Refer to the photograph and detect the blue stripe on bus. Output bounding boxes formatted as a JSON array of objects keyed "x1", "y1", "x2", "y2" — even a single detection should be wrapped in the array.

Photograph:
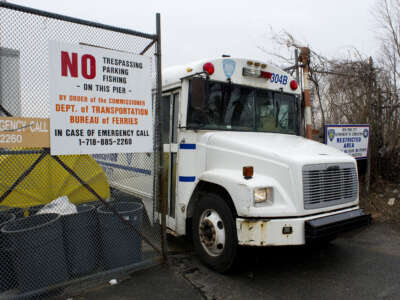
[
  {"x1": 96, "y1": 160, "x2": 152, "y2": 175},
  {"x1": 179, "y1": 143, "x2": 196, "y2": 150},
  {"x1": 179, "y1": 176, "x2": 196, "y2": 182}
]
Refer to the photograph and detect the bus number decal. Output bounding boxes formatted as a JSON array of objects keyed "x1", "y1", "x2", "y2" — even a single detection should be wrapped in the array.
[{"x1": 270, "y1": 73, "x2": 288, "y2": 85}]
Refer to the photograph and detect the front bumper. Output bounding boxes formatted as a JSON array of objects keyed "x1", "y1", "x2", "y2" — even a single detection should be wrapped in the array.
[
  {"x1": 236, "y1": 207, "x2": 371, "y2": 246},
  {"x1": 305, "y1": 209, "x2": 371, "y2": 242}
]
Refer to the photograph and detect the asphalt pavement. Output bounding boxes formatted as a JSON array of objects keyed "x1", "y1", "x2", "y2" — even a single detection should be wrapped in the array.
[{"x1": 74, "y1": 222, "x2": 400, "y2": 300}]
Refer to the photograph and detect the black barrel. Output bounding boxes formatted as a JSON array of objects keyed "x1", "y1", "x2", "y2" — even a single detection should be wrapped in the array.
[
  {"x1": 28, "y1": 204, "x2": 45, "y2": 216},
  {"x1": 62, "y1": 205, "x2": 99, "y2": 277},
  {"x1": 0, "y1": 206, "x2": 24, "y2": 219},
  {"x1": 97, "y1": 202, "x2": 143, "y2": 270},
  {"x1": 81, "y1": 200, "x2": 103, "y2": 208},
  {"x1": 0, "y1": 213, "x2": 16, "y2": 291},
  {"x1": 111, "y1": 190, "x2": 141, "y2": 203},
  {"x1": 1, "y1": 213, "x2": 68, "y2": 292}
]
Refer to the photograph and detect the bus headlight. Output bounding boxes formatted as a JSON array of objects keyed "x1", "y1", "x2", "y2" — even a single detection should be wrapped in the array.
[{"x1": 254, "y1": 187, "x2": 273, "y2": 205}]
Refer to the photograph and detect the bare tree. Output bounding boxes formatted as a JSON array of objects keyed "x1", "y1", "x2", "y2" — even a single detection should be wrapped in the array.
[
  {"x1": 263, "y1": 20, "x2": 400, "y2": 181},
  {"x1": 260, "y1": 29, "x2": 329, "y2": 130},
  {"x1": 372, "y1": 0, "x2": 400, "y2": 180}
]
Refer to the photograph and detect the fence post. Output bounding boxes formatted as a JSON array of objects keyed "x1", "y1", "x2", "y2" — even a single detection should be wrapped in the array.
[
  {"x1": 155, "y1": 12, "x2": 167, "y2": 261},
  {"x1": 366, "y1": 57, "x2": 373, "y2": 193}
]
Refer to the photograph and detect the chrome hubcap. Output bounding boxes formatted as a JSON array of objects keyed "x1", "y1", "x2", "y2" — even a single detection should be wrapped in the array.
[{"x1": 198, "y1": 209, "x2": 225, "y2": 257}]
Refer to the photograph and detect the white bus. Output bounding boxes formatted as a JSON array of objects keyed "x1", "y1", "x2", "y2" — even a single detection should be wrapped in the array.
[{"x1": 96, "y1": 57, "x2": 370, "y2": 272}]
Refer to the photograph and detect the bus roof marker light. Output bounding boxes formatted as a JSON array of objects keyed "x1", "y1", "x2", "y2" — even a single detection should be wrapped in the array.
[
  {"x1": 290, "y1": 80, "x2": 298, "y2": 90},
  {"x1": 203, "y1": 62, "x2": 215, "y2": 75}
]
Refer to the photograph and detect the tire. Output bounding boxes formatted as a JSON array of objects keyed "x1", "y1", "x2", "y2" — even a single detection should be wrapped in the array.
[{"x1": 192, "y1": 193, "x2": 237, "y2": 273}]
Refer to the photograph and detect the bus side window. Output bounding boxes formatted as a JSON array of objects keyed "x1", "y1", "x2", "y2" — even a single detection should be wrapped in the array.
[
  {"x1": 188, "y1": 78, "x2": 208, "y2": 126},
  {"x1": 161, "y1": 95, "x2": 171, "y2": 144},
  {"x1": 172, "y1": 93, "x2": 179, "y2": 143}
]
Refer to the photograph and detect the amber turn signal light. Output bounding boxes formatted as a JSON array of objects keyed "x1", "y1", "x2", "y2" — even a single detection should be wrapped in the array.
[{"x1": 243, "y1": 166, "x2": 254, "y2": 179}]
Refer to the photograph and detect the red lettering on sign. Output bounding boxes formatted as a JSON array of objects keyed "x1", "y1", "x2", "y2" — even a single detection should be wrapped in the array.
[
  {"x1": 61, "y1": 51, "x2": 78, "y2": 77},
  {"x1": 61, "y1": 51, "x2": 96, "y2": 79},
  {"x1": 81, "y1": 54, "x2": 96, "y2": 79}
]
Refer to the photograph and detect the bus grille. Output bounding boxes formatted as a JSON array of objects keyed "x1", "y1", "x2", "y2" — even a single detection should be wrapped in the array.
[{"x1": 302, "y1": 163, "x2": 358, "y2": 209}]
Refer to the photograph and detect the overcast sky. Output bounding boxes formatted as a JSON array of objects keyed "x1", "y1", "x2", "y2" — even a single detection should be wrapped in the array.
[{"x1": 12, "y1": 0, "x2": 379, "y2": 68}]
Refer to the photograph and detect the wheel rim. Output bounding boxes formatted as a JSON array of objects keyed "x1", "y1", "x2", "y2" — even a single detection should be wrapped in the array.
[{"x1": 198, "y1": 209, "x2": 226, "y2": 257}]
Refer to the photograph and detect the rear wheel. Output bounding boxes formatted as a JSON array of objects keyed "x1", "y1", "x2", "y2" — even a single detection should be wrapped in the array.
[{"x1": 192, "y1": 193, "x2": 237, "y2": 273}]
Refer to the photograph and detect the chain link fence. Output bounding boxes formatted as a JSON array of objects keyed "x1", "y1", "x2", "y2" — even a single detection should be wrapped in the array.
[{"x1": 0, "y1": 2, "x2": 164, "y2": 299}]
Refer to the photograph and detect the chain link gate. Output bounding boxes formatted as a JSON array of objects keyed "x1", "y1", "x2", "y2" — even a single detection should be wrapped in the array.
[{"x1": 0, "y1": 2, "x2": 165, "y2": 299}]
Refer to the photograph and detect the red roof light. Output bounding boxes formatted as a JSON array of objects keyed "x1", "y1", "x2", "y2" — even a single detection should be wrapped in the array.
[
  {"x1": 203, "y1": 62, "x2": 215, "y2": 75},
  {"x1": 290, "y1": 80, "x2": 298, "y2": 90}
]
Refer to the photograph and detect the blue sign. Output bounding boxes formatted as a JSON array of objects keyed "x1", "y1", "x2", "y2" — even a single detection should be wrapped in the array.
[
  {"x1": 325, "y1": 124, "x2": 370, "y2": 160},
  {"x1": 222, "y1": 59, "x2": 236, "y2": 79}
]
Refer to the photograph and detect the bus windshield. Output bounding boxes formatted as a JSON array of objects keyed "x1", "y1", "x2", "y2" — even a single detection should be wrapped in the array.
[{"x1": 187, "y1": 78, "x2": 299, "y2": 134}]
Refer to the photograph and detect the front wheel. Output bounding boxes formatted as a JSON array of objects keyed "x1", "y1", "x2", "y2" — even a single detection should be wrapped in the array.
[{"x1": 192, "y1": 193, "x2": 237, "y2": 273}]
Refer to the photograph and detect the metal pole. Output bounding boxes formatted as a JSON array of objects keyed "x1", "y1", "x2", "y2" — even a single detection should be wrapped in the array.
[
  {"x1": 299, "y1": 47, "x2": 312, "y2": 139},
  {"x1": 294, "y1": 49, "x2": 303, "y2": 137},
  {"x1": 295, "y1": 49, "x2": 300, "y2": 83},
  {"x1": 155, "y1": 13, "x2": 167, "y2": 261},
  {"x1": 366, "y1": 130, "x2": 371, "y2": 194},
  {"x1": 366, "y1": 57, "x2": 373, "y2": 193},
  {"x1": 0, "y1": 37, "x2": 2, "y2": 110}
]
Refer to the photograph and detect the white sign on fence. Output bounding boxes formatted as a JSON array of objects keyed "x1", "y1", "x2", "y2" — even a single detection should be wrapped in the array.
[
  {"x1": 325, "y1": 124, "x2": 370, "y2": 159},
  {"x1": 49, "y1": 41, "x2": 152, "y2": 155}
]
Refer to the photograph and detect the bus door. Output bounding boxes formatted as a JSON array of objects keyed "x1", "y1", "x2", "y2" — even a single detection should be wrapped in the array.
[{"x1": 160, "y1": 92, "x2": 179, "y2": 230}]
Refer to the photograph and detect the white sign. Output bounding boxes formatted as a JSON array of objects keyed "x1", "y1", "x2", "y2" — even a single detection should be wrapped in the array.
[
  {"x1": 49, "y1": 41, "x2": 152, "y2": 155},
  {"x1": 325, "y1": 124, "x2": 370, "y2": 159}
]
